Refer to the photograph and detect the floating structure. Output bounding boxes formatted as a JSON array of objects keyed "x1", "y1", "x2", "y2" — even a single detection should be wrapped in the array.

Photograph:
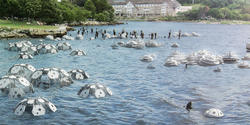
[
  {"x1": 14, "y1": 97, "x2": 57, "y2": 116},
  {"x1": 213, "y1": 67, "x2": 222, "y2": 72},
  {"x1": 0, "y1": 75, "x2": 34, "y2": 98},
  {"x1": 238, "y1": 62, "x2": 250, "y2": 69},
  {"x1": 45, "y1": 35, "x2": 54, "y2": 40},
  {"x1": 56, "y1": 42, "x2": 72, "y2": 51},
  {"x1": 75, "y1": 35, "x2": 84, "y2": 40},
  {"x1": 171, "y1": 43, "x2": 179, "y2": 48},
  {"x1": 223, "y1": 52, "x2": 239, "y2": 64},
  {"x1": 8, "y1": 41, "x2": 33, "y2": 52},
  {"x1": 37, "y1": 43, "x2": 58, "y2": 54},
  {"x1": 31, "y1": 68, "x2": 73, "y2": 89},
  {"x1": 62, "y1": 35, "x2": 74, "y2": 40},
  {"x1": 70, "y1": 50, "x2": 87, "y2": 56},
  {"x1": 8, "y1": 64, "x2": 36, "y2": 81},
  {"x1": 68, "y1": 69, "x2": 89, "y2": 80},
  {"x1": 204, "y1": 108, "x2": 224, "y2": 118},
  {"x1": 77, "y1": 83, "x2": 112, "y2": 98},
  {"x1": 145, "y1": 41, "x2": 161, "y2": 47},
  {"x1": 164, "y1": 58, "x2": 180, "y2": 67},
  {"x1": 140, "y1": 54, "x2": 155, "y2": 62},
  {"x1": 19, "y1": 52, "x2": 33, "y2": 59},
  {"x1": 246, "y1": 43, "x2": 250, "y2": 52}
]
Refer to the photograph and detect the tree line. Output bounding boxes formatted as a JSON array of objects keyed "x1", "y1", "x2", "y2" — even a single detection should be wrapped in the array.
[
  {"x1": 177, "y1": 0, "x2": 250, "y2": 21},
  {"x1": 0, "y1": 0, "x2": 114, "y2": 24}
]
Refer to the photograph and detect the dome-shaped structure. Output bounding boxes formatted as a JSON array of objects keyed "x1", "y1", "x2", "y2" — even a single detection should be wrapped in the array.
[
  {"x1": 0, "y1": 75, "x2": 34, "y2": 98},
  {"x1": 77, "y1": 83, "x2": 112, "y2": 98},
  {"x1": 204, "y1": 108, "x2": 224, "y2": 118},
  {"x1": 19, "y1": 52, "x2": 33, "y2": 59},
  {"x1": 140, "y1": 54, "x2": 155, "y2": 62},
  {"x1": 75, "y1": 35, "x2": 84, "y2": 40},
  {"x1": 56, "y1": 42, "x2": 72, "y2": 51},
  {"x1": 31, "y1": 68, "x2": 73, "y2": 89},
  {"x1": 20, "y1": 45, "x2": 38, "y2": 55},
  {"x1": 8, "y1": 41, "x2": 33, "y2": 52},
  {"x1": 68, "y1": 69, "x2": 89, "y2": 80},
  {"x1": 8, "y1": 64, "x2": 36, "y2": 81},
  {"x1": 37, "y1": 44, "x2": 58, "y2": 54},
  {"x1": 70, "y1": 50, "x2": 86, "y2": 56},
  {"x1": 14, "y1": 97, "x2": 57, "y2": 116}
]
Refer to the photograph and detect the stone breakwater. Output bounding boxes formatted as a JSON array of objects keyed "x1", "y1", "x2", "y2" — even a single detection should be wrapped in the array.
[{"x1": 0, "y1": 26, "x2": 70, "y2": 39}]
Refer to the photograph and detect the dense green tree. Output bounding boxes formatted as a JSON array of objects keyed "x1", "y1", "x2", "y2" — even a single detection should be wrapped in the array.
[
  {"x1": 24, "y1": 0, "x2": 42, "y2": 19},
  {"x1": 84, "y1": 0, "x2": 96, "y2": 14}
]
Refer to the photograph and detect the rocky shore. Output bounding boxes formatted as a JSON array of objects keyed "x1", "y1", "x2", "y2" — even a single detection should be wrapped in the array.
[
  {"x1": 0, "y1": 21, "x2": 124, "y2": 39},
  {"x1": 0, "y1": 26, "x2": 69, "y2": 39},
  {"x1": 68, "y1": 21, "x2": 124, "y2": 26}
]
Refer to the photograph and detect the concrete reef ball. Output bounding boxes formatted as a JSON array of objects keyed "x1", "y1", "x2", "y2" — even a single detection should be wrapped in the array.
[
  {"x1": 8, "y1": 64, "x2": 36, "y2": 81},
  {"x1": 14, "y1": 97, "x2": 57, "y2": 116},
  {"x1": 78, "y1": 83, "x2": 112, "y2": 98},
  {"x1": 204, "y1": 108, "x2": 224, "y2": 118},
  {"x1": 0, "y1": 75, "x2": 34, "y2": 98},
  {"x1": 70, "y1": 50, "x2": 86, "y2": 56},
  {"x1": 8, "y1": 41, "x2": 32, "y2": 52},
  {"x1": 31, "y1": 68, "x2": 73, "y2": 89},
  {"x1": 37, "y1": 43, "x2": 58, "y2": 54},
  {"x1": 68, "y1": 69, "x2": 89, "y2": 80},
  {"x1": 56, "y1": 42, "x2": 72, "y2": 51},
  {"x1": 19, "y1": 52, "x2": 33, "y2": 59}
]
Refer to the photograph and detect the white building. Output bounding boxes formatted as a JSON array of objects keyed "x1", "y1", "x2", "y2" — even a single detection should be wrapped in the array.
[{"x1": 108, "y1": 0, "x2": 181, "y2": 17}]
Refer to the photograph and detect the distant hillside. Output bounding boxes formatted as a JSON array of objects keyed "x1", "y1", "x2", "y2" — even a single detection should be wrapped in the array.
[
  {"x1": 0, "y1": 0, "x2": 114, "y2": 24},
  {"x1": 176, "y1": 0, "x2": 250, "y2": 21}
]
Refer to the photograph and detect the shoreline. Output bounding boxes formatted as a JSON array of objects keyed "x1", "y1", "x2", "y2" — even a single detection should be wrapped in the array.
[
  {"x1": 0, "y1": 21, "x2": 124, "y2": 39},
  {"x1": 119, "y1": 18, "x2": 250, "y2": 25}
]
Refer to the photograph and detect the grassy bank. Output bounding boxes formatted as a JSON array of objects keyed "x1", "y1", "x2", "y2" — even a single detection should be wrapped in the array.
[{"x1": 0, "y1": 20, "x2": 58, "y2": 30}]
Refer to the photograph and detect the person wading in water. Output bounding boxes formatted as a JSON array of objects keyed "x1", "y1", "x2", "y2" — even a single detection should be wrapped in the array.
[
  {"x1": 178, "y1": 30, "x2": 181, "y2": 40},
  {"x1": 168, "y1": 30, "x2": 171, "y2": 39}
]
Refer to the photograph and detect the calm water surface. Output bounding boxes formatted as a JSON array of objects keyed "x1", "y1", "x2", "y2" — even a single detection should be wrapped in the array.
[{"x1": 0, "y1": 21, "x2": 250, "y2": 124}]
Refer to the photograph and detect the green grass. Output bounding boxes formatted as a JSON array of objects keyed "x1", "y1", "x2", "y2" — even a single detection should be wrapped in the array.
[{"x1": 0, "y1": 20, "x2": 58, "y2": 30}]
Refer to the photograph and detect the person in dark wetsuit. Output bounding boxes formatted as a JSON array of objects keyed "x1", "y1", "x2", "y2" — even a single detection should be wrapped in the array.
[
  {"x1": 95, "y1": 31, "x2": 99, "y2": 39},
  {"x1": 113, "y1": 29, "x2": 116, "y2": 36},
  {"x1": 168, "y1": 30, "x2": 171, "y2": 39},
  {"x1": 178, "y1": 30, "x2": 181, "y2": 39},
  {"x1": 154, "y1": 33, "x2": 157, "y2": 39},
  {"x1": 151, "y1": 33, "x2": 154, "y2": 40},
  {"x1": 102, "y1": 32, "x2": 105, "y2": 39},
  {"x1": 140, "y1": 31, "x2": 144, "y2": 39},
  {"x1": 186, "y1": 101, "x2": 192, "y2": 112}
]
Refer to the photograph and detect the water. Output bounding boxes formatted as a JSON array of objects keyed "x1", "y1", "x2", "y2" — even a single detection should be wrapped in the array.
[{"x1": 0, "y1": 21, "x2": 250, "y2": 124}]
